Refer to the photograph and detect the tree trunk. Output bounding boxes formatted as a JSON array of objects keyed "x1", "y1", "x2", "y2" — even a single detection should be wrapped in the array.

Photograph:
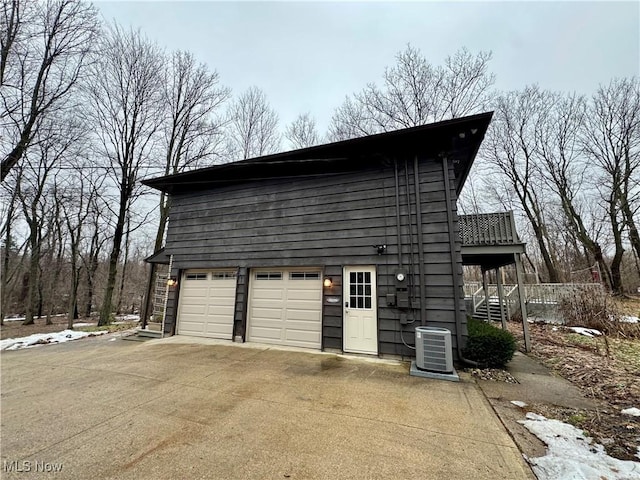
[
  {"x1": 115, "y1": 217, "x2": 131, "y2": 315},
  {"x1": 83, "y1": 233, "x2": 101, "y2": 318},
  {"x1": 98, "y1": 189, "x2": 128, "y2": 326},
  {"x1": 67, "y1": 246, "x2": 79, "y2": 329},
  {"x1": 141, "y1": 193, "x2": 170, "y2": 326},
  {"x1": 608, "y1": 203, "x2": 625, "y2": 295},
  {"x1": 1, "y1": 198, "x2": 15, "y2": 325},
  {"x1": 622, "y1": 202, "x2": 640, "y2": 277},
  {"x1": 23, "y1": 227, "x2": 39, "y2": 325},
  {"x1": 522, "y1": 202, "x2": 560, "y2": 283}
]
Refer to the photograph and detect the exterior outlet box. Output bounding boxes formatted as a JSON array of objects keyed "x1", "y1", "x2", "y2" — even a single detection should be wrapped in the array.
[
  {"x1": 396, "y1": 290, "x2": 409, "y2": 308},
  {"x1": 399, "y1": 313, "x2": 408, "y2": 325},
  {"x1": 386, "y1": 294, "x2": 396, "y2": 306}
]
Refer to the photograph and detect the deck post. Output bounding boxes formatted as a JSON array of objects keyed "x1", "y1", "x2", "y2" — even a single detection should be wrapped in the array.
[
  {"x1": 481, "y1": 267, "x2": 492, "y2": 323},
  {"x1": 496, "y1": 267, "x2": 507, "y2": 330},
  {"x1": 514, "y1": 253, "x2": 531, "y2": 352}
]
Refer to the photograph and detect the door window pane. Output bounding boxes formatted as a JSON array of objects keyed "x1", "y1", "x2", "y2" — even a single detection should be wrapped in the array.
[{"x1": 348, "y1": 269, "x2": 373, "y2": 310}]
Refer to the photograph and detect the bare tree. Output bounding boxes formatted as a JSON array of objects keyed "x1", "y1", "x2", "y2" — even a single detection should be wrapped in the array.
[
  {"x1": 581, "y1": 77, "x2": 640, "y2": 292},
  {"x1": 535, "y1": 92, "x2": 614, "y2": 289},
  {"x1": 84, "y1": 24, "x2": 164, "y2": 325},
  {"x1": 14, "y1": 117, "x2": 79, "y2": 324},
  {"x1": 0, "y1": 0, "x2": 99, "y2": 181},
  {"x1": 141, "y1": 50, "x2": 230, "y2": 324},
  {"x1": 80, "y1": 197, "x2": 108, "y2": 319},
  {"x1": 329, "y1": 45, "x2": 495, "y2": 140},
  {"x1": 59, "y1": 159, "x2": 104, "y2": 327},
  {"x1": 226, "y1": 86, "x2": 280, "y2": 159},
  {"x1": 0, "y1": 167, "x2": 27, "y2": 324},
  {"x1": 483, "y1": 86, "x2": 562, "y2": 282},
  {"x1": 285, "y1": 113, "x2": 320, "y2": 149}
]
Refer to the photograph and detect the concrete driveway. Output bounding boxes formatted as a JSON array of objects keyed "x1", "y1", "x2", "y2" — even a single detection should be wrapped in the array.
[{"x1": 1, "y1": 334, "x2": 533, "y2": 480}]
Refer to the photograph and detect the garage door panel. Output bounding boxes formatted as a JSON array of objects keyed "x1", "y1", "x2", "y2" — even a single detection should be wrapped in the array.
[
  {"x1": 286, "y1": 289, "x2": 322, "y2": 301},
  {"x1": 252, "y1": 288, "x2": 284, "y2": 299},
  {"x1": 181, "y1": 305, "x2": 206, "y2": 315},
  {"x1": 177, "y1": 271, "x2": 236, "y2": 339},
  {"x1": 252, "y1": 325, "x2": 282, "y2": 343},
  {"x1": 248, "y1": 268, "x2": 322, "y2": 349},
  {"x1": 251, "y1": 307, "x2": 283, "y2": 319},
  {"x1": 285, "y1": 310, "x2": 322, "y2": 322},
  {"x1": 182, "y1": 287, "x2": 209, "y2": 297},
  {"x1": 179, "y1": 320, "x2": 205, "y2": 332},
  {"x1": 285, "y1": 330, "x2": 321, "y2": 341},
  {"x1": 207, "y1": 287, "x2": 236, "y2": 298}
]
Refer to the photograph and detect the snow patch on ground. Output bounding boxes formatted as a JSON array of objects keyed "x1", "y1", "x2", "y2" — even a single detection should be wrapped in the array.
[
  {"x1": 0, "y1": 329, "x2": 108, "y2": 351},
  {"x1": 115, "y1": 314, "x2": 140, "y2": 322},
  {"x1": 621, "y1": 315, "x2": 639, "y2": 324},
  {"x1": 567, "y1": 326, "x2": 602, "y2": 337},
  {"x1": 520, "y1": 412, "x2": 640, "y2": 479},
  {"x1": 511, "y1": 400, "x2": 528, "y2": 408},
  {"x1": 621, "y1": 407, "x2": 640, "y2": 417}
]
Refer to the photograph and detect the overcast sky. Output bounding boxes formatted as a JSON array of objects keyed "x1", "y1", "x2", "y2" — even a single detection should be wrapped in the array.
[{"x1": 95, "y1": 1, "x2": 639, "y2": 135}]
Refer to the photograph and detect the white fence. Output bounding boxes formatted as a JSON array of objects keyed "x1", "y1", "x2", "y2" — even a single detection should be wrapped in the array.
[{"x1": 464, "y1": 282, "x2": 605, "y2": 318}]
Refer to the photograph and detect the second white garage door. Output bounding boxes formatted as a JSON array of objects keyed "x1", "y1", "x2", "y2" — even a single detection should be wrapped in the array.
[{"x1": 247, "y1": 269, "x2": 322, "y2": 349}]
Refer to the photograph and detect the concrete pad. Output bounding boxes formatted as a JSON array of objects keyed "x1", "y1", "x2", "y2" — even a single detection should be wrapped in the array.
[{"x1": 1, "y1": 337, "x2": 534, "y2": 479}]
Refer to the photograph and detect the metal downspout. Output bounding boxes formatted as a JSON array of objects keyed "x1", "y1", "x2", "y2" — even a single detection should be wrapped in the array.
[
  {"x1": 413, "y1": 155, "x2": 427, "y2": 326},
  {"x1": 441, "y1": 157, "x2": 478, "y2": 367},
  {"x1": 394, "y1": 159, "x2": 403, "y2": 268}
]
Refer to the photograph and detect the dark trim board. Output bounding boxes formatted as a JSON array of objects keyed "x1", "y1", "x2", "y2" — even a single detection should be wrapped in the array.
[{"x1": 147, "y1": 113, "x2": 492, "y2": 360}]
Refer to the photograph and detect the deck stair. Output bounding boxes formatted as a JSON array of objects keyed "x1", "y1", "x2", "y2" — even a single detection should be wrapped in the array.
[{"x1": 472, "y1": 301, "x2": 504, "y2": 322}]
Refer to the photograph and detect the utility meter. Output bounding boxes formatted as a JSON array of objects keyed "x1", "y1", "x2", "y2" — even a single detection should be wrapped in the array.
[{"x1": 395, "y1": 270, "x2": 409, "y2": 309}]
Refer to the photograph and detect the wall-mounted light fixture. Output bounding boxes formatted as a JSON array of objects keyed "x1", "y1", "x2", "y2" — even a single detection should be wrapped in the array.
[
  {"x1": 167, "y1": 277, "x2": 178, "y2": 287},
  {"x1": 323, "y1": 277, "x2": 333, "y2": 288},
  {"x1": 373, "y1": 244, "x2": 387, "y2": 255}
]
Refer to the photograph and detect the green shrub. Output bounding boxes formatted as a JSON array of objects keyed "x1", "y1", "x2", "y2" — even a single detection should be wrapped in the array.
[{"x1": 463, "y1": 318, "x2": 516, "y2": 368}]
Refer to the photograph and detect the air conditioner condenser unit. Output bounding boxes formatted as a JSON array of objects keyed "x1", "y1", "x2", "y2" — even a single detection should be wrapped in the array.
[{"x1": 415, "y1": 326, "x2": 453, "y2": 373}]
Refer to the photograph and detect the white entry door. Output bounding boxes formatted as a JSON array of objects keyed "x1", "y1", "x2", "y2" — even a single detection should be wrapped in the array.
[{"x1": 343, "y1": 266, "x2": 378, "y2": 354}]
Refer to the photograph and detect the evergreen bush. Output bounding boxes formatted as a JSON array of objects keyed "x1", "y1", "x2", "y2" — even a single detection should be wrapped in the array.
[{"x1": 463, "y1": 318, "x2": 516, "y2": 368}]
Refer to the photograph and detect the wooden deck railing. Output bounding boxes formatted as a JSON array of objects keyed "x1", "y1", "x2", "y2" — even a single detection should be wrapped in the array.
[
  {"x1": 464, "y1": 281, "x2": 605, "y2": 316},
  {"x1": 459, "y1": 211, "x2": 520, "y2": 246}
]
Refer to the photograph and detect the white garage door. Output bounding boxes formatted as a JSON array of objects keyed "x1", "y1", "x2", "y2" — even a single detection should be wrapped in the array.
[
  {"x1": 247, "y1": 269, "x2": 322, "y2": 349},
  {"x1": 177, "y1": 269, "x2": 237, "y2": 339}
]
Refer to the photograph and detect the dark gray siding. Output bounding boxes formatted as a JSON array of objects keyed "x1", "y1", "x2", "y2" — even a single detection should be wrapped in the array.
[{"x1": 164, "y1": 155, "x2": 466, "y2": 358}]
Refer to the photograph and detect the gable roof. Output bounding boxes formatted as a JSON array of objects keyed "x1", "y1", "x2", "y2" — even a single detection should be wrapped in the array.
[{"x1": 142, "y1": 112, "x2": 493, "y2": 195}]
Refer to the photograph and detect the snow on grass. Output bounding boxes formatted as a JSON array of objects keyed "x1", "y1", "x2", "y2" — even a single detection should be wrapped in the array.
[
  {"x1": 0, "y1": 329, "x2": 108, "y2": 351},
  {"x1": 621, "y1": 315, "x2": 639, "y2": 324},
  {"x1": 621, "y1": 407, "x2": 640, "y2": 417},
  {"x1": 567, "y1": 326, "x2": 602, "y2": 337},
  {"x1": 520, "y1": 412, "x2": 640, "y2": 479}
]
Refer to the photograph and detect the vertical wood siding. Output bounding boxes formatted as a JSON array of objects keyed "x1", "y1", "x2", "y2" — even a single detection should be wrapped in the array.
[{"x1": 163, "y1": 155, "x2": 466, "y2": 357}]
